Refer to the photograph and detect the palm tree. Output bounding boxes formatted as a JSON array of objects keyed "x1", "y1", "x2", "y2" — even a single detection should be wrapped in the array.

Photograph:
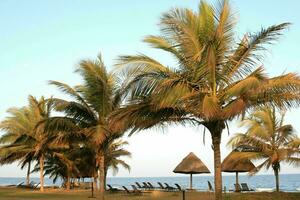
[
  {"x1": 114, "y1": 1, "x2": 300, "y2": 199},
  {"x1": 0, "y1": 95, "x2": 57, "y2": 191},
  {"x1": 32, "y1": 150, "x2": 79, "y2": 190},
  {"x1": 26, "y1": 96, "x2": 57, "y2": 192},
  {"x1": 0, "y1": 107, "x2": 35, "y2": 186},
  {"x1": 103, "y1": 139, "x2": 131, "y2": 189},
  {"x1": 48, "y1": 54, "x2": 124, "y2": 199},
  {"x1": 34, "y1": 156, "x2": 67, "y2": 186},
  {"x1": 228, "y1": 106, "x2": 300, "y2": 192}
]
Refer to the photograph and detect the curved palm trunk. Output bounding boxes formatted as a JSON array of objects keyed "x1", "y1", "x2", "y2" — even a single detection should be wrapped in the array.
[
  {"x1": 99, "y1": 154, "x2": 105, "y2": 200},
  {"x1": 207, "y1": 121, "x2": 224, "y2": 200},
  {"x1": 26, "y1": 162, "x2": 31, "y2": 186},
  {"x1": 39, "y1": 155, "x2": 45, "y2": 192}
]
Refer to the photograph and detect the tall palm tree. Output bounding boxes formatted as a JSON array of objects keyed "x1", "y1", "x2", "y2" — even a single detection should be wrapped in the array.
[
  {"x1": 0, "y1": 95, "x2": 57, "y2": 191},
  {"x1": 48, "y1": 54, "x2": 123, "y2": 199},
  {"x1": 228, "y1": 107, "x2": 300, "y2": 192},
  {"x1": 114, "y1": 1, "x2": 300, "y2": 199},
  {"x1": 27, "y1": 96, "x2": 57, "y2": 192}
]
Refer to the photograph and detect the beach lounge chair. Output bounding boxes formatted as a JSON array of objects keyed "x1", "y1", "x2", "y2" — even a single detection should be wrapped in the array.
[
  {"x1": 16, "y1": 182, "x2": 24, "y2": 187},
  {"x1": 208, "y1": 181, "x2": 214, "y2": 191},
  {"x1": 147, "y1": 182, "x2": 156, "y2": 190},
  {"x1": 122, "y1": 185, "x2": 142, "y2": 195},
  {"x1": 175, "y1": 183, "x2": 183, "y2": 191},
  {"x1": 164, "y1": 183, "x2": 176, "y2": 191},
  {"x1": 142, "y1": 182, "x2": 150, "y2": 190},
  {"x1": 256, "y1": 188, "x2": 274, "y2": 192},
  {"x1": 122, "y1": 186, "x2": 138, "y2": 194},
  {"x1": 33, "y1": 182, "x2": 40, "y2": 189},
  {"x1": 135, "y1": 182, "x2": 146, "y2": 190},
  {"x1": 157, "y1": 182, "x2": 165, "y2": 190},
  {"x1": 16, "y1": 182, "x2": 25, "y2": 188},
  {"x1": 241, "y1": 183, "x2": 254, "y2": 191},
  {"x1": 122, "y1": 186, "x2": 131, "y2": 194},
  {"x1": 107, "y1": 184, "x2": 121, "y2": 192},
  {"x1": 131, "y1": 184, "x2": 143, "y2": 193},
  {"x1": 18, "y1": 181, "x2": 38, "y2": 189}
]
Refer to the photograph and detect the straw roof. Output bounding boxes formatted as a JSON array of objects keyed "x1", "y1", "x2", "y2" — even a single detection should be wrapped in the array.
[
  {"x1": 222, "y1": 151, "x2": 255, "y2": 172},
  {"x1": 173, "y1": 152, "x2": 210, "y2": 174}
]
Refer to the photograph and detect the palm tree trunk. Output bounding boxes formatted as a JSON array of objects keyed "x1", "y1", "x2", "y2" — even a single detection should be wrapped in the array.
[
  {"x1": 26, "y1": 162, "x2": 31, "y2": 186},
  {"x1": 207, "y1": 121, "x2": 224, "y2": 200},
  {"x1": 104, "y1": 169, "x2": 107, "y2": 191},
  {"x1": 212, "y1": 134, "x2": 222, "y2": 200},
  {"x1": 274, "y1": 166, "x2": 280, "y2": 192},
  {"x1": 189, "y1": 174, "x2": 193, "y2": 190},
  {"x1": 97, "y1": 169, "x2": 101, "y2": 190},
  {"x1": 94, "y1": 171, "x2": 98, "y2": 191},
  {"x1": 235, "y1": 172, "x2": 239, "y2": 192},
  {"x1": 39, "y1": 155, "x2": 45, "y2": 192},
  {"x1": 99, "y1": 154, "x2": 105, "y2": 200},
  {"x1": 66, "y1": 169, "x2": 71, "y2": 190}
]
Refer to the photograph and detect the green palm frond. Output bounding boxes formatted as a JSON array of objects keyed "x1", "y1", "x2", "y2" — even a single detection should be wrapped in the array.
[
  {"x1": 105, "y1": 139, "x2": 131, "y2": 176},
  {"x1": 76, "y1": 55, "x2": 114, "y2": 117},
  {"x1": 49, "y1": 81, "x2": 90, "y2": 109},
  {"x1": 114, "y1": 1, "x2": 300, "y2": 131},
  {"x1": 224, "y1": 23, "x2": 290, "y2": 82},
  {"x1": 51, "y1": 98, "x2": 96, "y2": 125}
]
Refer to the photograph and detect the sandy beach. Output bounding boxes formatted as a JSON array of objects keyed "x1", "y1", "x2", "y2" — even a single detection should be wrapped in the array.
[{"x1": 1, "y1": 187, "x2": 300, "y2": 200}]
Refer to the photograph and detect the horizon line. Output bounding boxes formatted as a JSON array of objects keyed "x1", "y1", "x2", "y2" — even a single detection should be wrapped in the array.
[{"x1": 1, "y1": 173, "x2": 300, "y2": 179}]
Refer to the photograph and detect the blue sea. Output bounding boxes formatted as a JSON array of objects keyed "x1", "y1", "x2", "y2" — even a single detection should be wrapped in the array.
[{"x1": 1, "y1": 174, "x2": 300, "y2": 192}]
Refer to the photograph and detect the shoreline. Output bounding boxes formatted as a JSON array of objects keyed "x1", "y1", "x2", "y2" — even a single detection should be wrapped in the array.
[{"x1": 1, "y1": 175, "x2": 299, "y2": 192}]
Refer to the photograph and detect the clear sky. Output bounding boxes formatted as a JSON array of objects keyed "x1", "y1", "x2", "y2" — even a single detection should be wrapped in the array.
[{"x1": 0, "y1": 0, "x2": 300, "y2": 178}]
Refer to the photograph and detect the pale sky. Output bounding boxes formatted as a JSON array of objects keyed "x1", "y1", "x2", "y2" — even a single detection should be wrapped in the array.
[{"x1": 0, "y1": 0, "x2": 300, "y2": 178}]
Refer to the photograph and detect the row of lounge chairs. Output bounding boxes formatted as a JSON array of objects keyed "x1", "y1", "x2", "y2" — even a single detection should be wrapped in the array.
[
  {"x1": 107, "y1": 181, "x2": 254, "y2": 193},
  {"x1": 107, "y1": 182, "x2": 183, "y2": 194},
  {"x1": 107, "y1": 184, "x2": 142, "y2": 195},
  {"x1": 135, "y1": 182, "x2": 182, "y2": 191},
  {"x1": 207, "y1": 181, "x2": 254, "y2": 192}
]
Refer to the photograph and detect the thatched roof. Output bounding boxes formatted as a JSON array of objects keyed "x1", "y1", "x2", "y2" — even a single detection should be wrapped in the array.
[
  {"x1": 173, "y1": 152, "x2": 210, "y2": 174},
  {"x1": 222, "y1": 151, "x2": 255, "y2": 172}
]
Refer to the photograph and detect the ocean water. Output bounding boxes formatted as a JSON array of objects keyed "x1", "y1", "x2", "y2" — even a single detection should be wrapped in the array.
[{"x1": 1, "y1": 174, "x2": 300, "y2": 192}]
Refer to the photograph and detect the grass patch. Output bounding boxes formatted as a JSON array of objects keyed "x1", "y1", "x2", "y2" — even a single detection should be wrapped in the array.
[{"x1": 0, "y1": 187, "x2": 300, "y2": 200}]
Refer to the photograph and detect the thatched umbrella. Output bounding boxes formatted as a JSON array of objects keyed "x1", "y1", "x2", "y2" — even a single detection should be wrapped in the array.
[
  {"x1": 222, "y1": 150, "x2": 255, "y2": 192},
  {"x1": 173, "y1": 152, "x2": 210, "y2": 189}
]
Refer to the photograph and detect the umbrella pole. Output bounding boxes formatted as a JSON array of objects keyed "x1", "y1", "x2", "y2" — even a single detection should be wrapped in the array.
[
  {"x1": 235, "y1": 172, "x2": 239, "y2": 192},
  {"x1": 190, "y1": 174, "x2": 193, "y2": 190}
]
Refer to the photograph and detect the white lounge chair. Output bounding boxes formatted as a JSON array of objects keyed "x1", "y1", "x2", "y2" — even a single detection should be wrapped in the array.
[{"x1": 256, "y1": 188, "x2": 274, "y2": 192}]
